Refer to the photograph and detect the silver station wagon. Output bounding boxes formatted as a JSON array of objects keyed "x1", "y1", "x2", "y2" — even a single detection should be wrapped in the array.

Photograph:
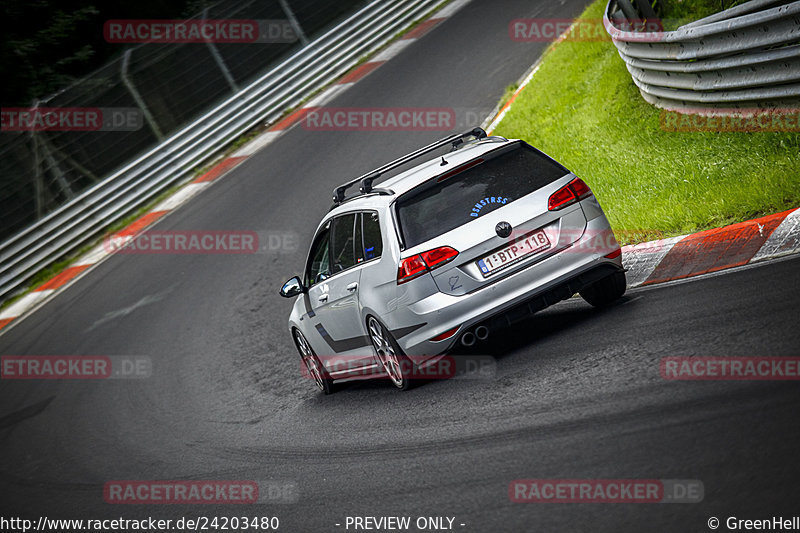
[{"x1": 281, "y1": 128, "x2": 625, "y2": 393}]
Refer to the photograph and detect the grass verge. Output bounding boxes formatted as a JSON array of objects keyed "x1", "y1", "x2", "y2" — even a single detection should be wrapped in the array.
[{"x1": 494, "y1": 0, "x2": 800, "y2": 242}]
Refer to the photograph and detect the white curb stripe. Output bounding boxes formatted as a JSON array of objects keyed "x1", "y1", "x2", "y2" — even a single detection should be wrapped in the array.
[
  {"x1": 622, "y1": 235, "x2": 688, "y2": 287},
  {"x1": 230, "y1": 131, "x2": 283, "y2": 157},
  {"x1": 750, "y1": 208, "x2": 800, "y2": 263},
  {"x1": 372, "y1": 40, "x2": 415, "y2": 62},
  {"x1": 0, "y1": 291, "x2": 54, "y2": 320},
  {"x1": 302, "y1": 83, "x2": 353, "y2": 109},
  {"x1": 151, "y1": 182, "x2": 210, "y2": 212},
  {"x1": 74, "y1": 244, "x2": 111, "y2": 267},
  {"x1": 436, "y1": 0, "x2": 471, "y2": 19}
]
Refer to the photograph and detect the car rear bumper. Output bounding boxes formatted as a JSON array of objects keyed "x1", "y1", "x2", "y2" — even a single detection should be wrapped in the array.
[{"x1": 392, "y1": 216, "x2": 624, "y2": 357}]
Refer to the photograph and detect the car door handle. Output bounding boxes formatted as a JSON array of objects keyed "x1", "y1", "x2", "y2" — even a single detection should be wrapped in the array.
[
  {"x1": 318, "y1": 294, "x2": 328, "y2": 303},
  {"x1": 346, "y1": 282, "x2": 358, "y2": 292}
]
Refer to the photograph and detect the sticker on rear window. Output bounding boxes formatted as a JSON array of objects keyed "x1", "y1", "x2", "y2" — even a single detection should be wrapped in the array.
[{"x1": 470, "y1": 196, "x2": 509, "y2": 217}]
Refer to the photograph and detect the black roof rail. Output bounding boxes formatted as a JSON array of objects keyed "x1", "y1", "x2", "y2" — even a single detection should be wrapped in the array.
[{"x1": 331, "y1": 127, "x2": 487, "y2": 205}]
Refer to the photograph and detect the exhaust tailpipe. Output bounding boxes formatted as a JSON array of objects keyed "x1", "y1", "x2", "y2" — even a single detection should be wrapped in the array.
[
  {"x1": 460, "y1": 331, "x2": 476, "y2": 347},
  {"x1": 475, "y1": 325, "x2": 489, "y2": 341}
]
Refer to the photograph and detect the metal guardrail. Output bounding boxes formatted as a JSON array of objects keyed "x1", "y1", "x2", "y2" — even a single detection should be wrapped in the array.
[
  {"x1": 0, "y1": 0, "x2": 441, "y2": 301},
  {"x1": 603, "y1": 0, "x2": 800, "y2": 112}
]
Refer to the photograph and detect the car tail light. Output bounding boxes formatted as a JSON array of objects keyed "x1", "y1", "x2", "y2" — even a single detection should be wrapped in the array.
[
  {"x1": 397, "y1": 246, "x2": 459, "y2": 284},
  {"x1": 397, "y1": 255, "x2": 429, "y2": 284},
  {"x1": 430, "y1": 326, "x2": 459, "y2": 342},
  {"x1": 548, "y1": 178, "x2": 593, "y2": 211},
  {"x1": 605, "y1": 248, "x2": 622, "y2": 259},
  {"x1": 420, "y1": 246, "x2": 459, "y2": 268}
]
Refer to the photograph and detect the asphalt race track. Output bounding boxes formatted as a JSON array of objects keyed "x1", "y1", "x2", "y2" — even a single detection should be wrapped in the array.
[{"x1": 1, "y1": 0, "x2": 799, "y2": 531}]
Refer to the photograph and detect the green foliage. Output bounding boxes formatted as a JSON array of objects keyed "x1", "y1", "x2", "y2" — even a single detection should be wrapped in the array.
[{"x1": 0, "y1": 0, "x2": 195, "y2": 106}]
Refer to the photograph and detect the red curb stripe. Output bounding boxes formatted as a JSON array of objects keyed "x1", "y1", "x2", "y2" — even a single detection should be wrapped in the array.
[
  {"x1": 643, "y1": 209, "x2": 794, "y2": 285},
  {"x1": 115, "y1": 210, "x2": 169, "y2": 237},
  {"x1": 402, "y1": 18, "x2": 444, "y2": 39},
  {"x1": 338, "y1": 61, "x2": 385, "y2": 84},
  {"x1": 192, "y1": 156, "x2": 247, "y2": 183},
  {"x1": 34, "y1": 264, "x2": 91, "y2": 292},
  {"x1": 0, "y1": 318, "x2": 13, "y2": 330},
  {"x1": 269, "y1": 107, "x2": 315, "y2": 131}
]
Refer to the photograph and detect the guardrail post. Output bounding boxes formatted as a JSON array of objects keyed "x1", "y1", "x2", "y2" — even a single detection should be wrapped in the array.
[
  {"x1": 29, "y1": 101, "x2": 74, "y2": 206},
  {"x1": 279, "y1": 0, "x2": 309, "y2": 46},
  {"x1": 203, "y1": 7, "x2": 239, "y2": 93},
  {"x1": 120, "y1": 49, "x2": 165, "y2": 141}
]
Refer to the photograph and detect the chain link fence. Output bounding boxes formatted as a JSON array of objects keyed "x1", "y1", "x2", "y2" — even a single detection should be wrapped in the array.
[{"x1": 0, "y1": 0, "x2": 366, "y2": 243}]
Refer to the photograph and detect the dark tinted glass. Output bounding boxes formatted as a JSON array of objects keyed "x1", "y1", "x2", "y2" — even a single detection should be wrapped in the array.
[
  {"x1": 354, "y1": 213, "x2": 365, "y2": 264},
  {"x1": 331, "y1": 214, "x2": 357, "y2": 272},
  {"x1": 395, "y1": 143, "x2": 568, "y2": 248},
  {"x1": 306, "y1": 227, "x2": 331, "y2": 287}
]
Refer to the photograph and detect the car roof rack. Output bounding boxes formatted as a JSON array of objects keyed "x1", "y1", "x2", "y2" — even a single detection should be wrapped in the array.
[{"x1": 331, "y1": 127, "x2": 487, "y2": 205}]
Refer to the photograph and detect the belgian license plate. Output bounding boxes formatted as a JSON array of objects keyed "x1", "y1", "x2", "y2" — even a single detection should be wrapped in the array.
[{"x1": 477, "y1": 230, "x2": 550, "y2": 276}]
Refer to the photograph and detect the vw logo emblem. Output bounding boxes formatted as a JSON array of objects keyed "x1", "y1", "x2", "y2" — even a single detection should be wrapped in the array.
[{"x1": 495, "y1": 221, "x2": 512, "y2": 238}]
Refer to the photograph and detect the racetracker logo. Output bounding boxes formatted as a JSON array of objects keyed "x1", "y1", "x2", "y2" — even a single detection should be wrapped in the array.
[
  {"x1": 104, "y1": 19, "x2": 297, "y2": 43},
  {"x1": 1, "y1": 356, "x2": 151, "y2": 379},
  {"x1": 104, "y1": 231, "x2": 258, "y2": 254},
  {"x1": 104, "y1": 481, "x2": 258, "y2": 504},
  {"x1": 509, "y1": 19, "x2": 664, "y2": 42},
  {"x1": 660, "y1": 108, "x2": 800, "y2": 132},
  {"x1": 509, "y1": 479, "x2": 703, "y2": 503},
  {"x1": 103, "y1": 480, "x2": 298, "y2": 504},
  {"x1": 301, "y1": 107, "x2": 456, "y2": 131},
  {"x1": 498, "y1": 228, "x2": 664, "y2": 255},
  {"x1": 303, "y1": 355, "x2": 496, "y2": 380},
  {"x1": 660, "y1": 357, "x2": 800, "y2": 381},
  {"x1": 1, "y1": 107, "x2": 143, "y2": 131}
]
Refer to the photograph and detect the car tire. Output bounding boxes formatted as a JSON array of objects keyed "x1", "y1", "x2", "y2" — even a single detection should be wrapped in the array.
[
  {"x1": 367, "y1": 316, "x2": 417, "y2": 391},
  {"x1": 579, "y1": 270, "x2": 627, "y2": 307},
  {"x1": 293, "y1": 329, "x2": 335, "y2": 395}
]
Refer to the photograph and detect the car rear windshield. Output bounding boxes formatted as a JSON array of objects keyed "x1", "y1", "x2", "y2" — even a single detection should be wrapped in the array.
[{"x1": 395, "y1": 142, "x2": 569, "y2": 248}]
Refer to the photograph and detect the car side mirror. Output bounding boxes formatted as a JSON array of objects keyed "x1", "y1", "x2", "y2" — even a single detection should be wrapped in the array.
[{"x1": 280, "y1": 276, "x2": 305, "y2": 298}]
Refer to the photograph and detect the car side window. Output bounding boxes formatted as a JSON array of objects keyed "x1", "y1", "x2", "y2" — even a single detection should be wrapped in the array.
[
  {"x1": 331, "y1": 214, "x2": 357, "y2": 272},
  {"x1": 362, "y1": 211, "x2": 383, "y2": 261},
  {"x1": 306, "y1": 225, "x2": 331, "y2": 287}
]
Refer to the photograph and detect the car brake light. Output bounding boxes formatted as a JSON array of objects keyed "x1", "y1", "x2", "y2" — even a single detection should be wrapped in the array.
[
  {"x1": 548, "y1": 178, "x2": 593, "y2": 211},
  {"x1": 397, "y1": 246, "x2": 459, "y2": 284}
]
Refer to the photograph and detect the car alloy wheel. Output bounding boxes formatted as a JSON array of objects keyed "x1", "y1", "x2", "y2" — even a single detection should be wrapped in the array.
[{"x1": 367, "y1": 316, "x2": 407, "y2": 389}]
